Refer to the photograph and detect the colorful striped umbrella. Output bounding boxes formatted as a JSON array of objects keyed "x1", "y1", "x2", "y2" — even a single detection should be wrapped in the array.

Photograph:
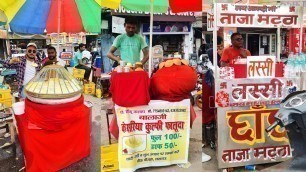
[
  {"x1": 0, "y1": 0, "x2": 101, "y2": 34},
  {"x1": 101, "y1": 0, "x2": 202, "y2": 76}
]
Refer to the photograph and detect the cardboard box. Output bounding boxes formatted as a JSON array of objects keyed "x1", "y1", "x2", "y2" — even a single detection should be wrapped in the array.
[
  {"x1": 101, "y1": 144, "x2": 119, "y2": 172},
  {"x1": 83, "y1": 82, "x2": 95, "y2": 95}
]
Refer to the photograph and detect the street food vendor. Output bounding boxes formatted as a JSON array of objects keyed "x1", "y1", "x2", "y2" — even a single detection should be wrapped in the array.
[
  {"x1": 107, "y1": 17, "x2": 149, "y2": 66},
  {"x1": 220, "y1": 32, "x2": 251, "y2": 67}
]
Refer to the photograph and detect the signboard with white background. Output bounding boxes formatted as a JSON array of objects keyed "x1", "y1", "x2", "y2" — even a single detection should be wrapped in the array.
[
  {"x1": 216, "y1": 3, "x2": 302, "y2": 28},
  {"x1": 112, "y1": 16, "x2": 125, "y2": 34},
  {"x1": 247, "y1": 56, "x2": 276, "y2": 78}
]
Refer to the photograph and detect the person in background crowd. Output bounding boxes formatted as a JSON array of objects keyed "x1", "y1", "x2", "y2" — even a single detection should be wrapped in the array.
[
  {"x1": 73, "y1": 43, "x2": 91, "y2": 83},
  {"x1": 207, "y1": 36, "x2": 224, "y2": 67},
  {"x1": 220, "y1": 32, "x2": 251, "y2": 67},
  {"x1": 4, "y1": 43, "x2": 41, "y2": 98},
  {"x1": 91, "y1": 47, "x2": 99, "y2": 68},
  {"x1": 201, "y1": 36, "x2": 225, "y2": 163},
  {"x1": 198, "y1": 43, "x2": 207, "y2": 58},
  {"x1": 36, "y1": 50, "x2": 42, "y2": 62},
  {"x1": 107, "y1": 17, "x2": 149, "y2": 65},
  {"x1": 43, "y1": 46, "x2": 66, "y2": 68}
]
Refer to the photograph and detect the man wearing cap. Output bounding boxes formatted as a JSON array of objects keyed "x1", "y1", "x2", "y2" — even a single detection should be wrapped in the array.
[{"x1": 4, "y1": 43, "x2": 41, "y2": 98}]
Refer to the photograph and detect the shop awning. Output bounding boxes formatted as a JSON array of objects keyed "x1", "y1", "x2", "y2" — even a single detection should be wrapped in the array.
[{"x1": 8, "y1": 33, "x2": 48, "y2": 39}]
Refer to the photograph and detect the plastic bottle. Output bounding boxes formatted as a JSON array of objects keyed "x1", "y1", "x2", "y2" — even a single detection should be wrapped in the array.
[
  {"x1": 245, "y1": 165, "x2": 256, "y2": 170},
  {"x1": 285, "y1": 52, "x2": 294, "y2": 77},
  {"x1": 294, "y1": 54, "x2": 304, "y2": 77},
  {"x1": 301, "y1": 53, "x2": 306, "y2": 72},
  {"x1": 95, "y1": 78, "x2": 102, "y2": 98}
]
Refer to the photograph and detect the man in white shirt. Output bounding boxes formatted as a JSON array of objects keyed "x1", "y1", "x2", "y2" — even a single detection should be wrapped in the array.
[
  {"x1": 44, "y1": 46, "x2": 66, "y2": 68},
  {"x1": 4, "y1": 42, "x2": 41, "y2": 98}
]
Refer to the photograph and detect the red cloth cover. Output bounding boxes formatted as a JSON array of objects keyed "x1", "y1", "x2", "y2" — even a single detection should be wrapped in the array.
[
  {"x1": 15, "y1": 96, "x2": 90, "y2": 172},
  {"x1": 169, "y1": 0, "x2": 202, "y2": 13},
  {"x1": 202, "y1": 74, "x2": 215, "y2": 124},
  {"x1": 110, "y1": 71, "x2": 150, "y2": 107},
  {"x1": 150, "y1": 65, "x2": 197, "y2": 102}
]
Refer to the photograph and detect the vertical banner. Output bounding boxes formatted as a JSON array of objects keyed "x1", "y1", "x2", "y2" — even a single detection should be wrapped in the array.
[
  {"x1": 115, "y1": 99, "x2": 190, "y2": 172},
  {"x1": 207, "y1": 9, "x2": 214, "y2": 31}
]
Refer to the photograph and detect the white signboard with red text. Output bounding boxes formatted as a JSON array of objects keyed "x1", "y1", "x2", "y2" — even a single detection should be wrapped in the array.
[
  {"x1": 247, "y1": 56, "x2": 276, "y2": 78},
  {"x1": 217, "y1": 105, "x2": 292, "y2": 168},
  {"x1": 216, "y1": 3, "x2": 302, "y2": 28},
  {"x1": 115, "y1": 100, "x2": 190, "y2": 172},
  {"x1": 207, "y1": 9, "x2": 214, "y2": 31},
  {"x1": 215, "y1": 77, "x2": 299, "y2": 108}
]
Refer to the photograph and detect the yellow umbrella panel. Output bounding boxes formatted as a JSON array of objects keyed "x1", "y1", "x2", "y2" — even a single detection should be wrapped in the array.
[{"x1": 0, "y1": 0, "x2": 26, "y2": 22}]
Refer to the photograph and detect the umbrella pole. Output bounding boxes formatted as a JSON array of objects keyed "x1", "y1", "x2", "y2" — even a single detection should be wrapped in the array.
[
  {"x1": 148, "y1": 0, "x2": 154, "y2": 77},
  {"x1": 57, "y1": 0, "x2": 62, "y2": 53}
]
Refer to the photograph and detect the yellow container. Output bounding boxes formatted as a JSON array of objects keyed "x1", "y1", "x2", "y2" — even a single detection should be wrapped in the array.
[
  {"x1": 0, "y1": 89, "x2": 11, "y2": 100},
  {"x1": 101, "y1": 144, "x2": 119, "y2": 172},
  {"x1": 73, "y1": 68, "x2": 85, "y2": 79},
  {"x1": 96, "y1": 88, "x2": 102, "y2": 98},
  {"x1": 83, "y1": 82, "x2": 95, "y2": 95},
  {"x1": 0, "y1": 98, "x2": 12, "y2": 108}
]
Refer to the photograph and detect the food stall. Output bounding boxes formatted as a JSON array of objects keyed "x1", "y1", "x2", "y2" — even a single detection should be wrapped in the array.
[
  {"x1": 13, "y1": 64, "x2": 91, "y2": 171},
  {"x1": 103, "y1": 59, "x2": 197, "y2": 172},
  {"x1": 209, "y1": 3, "x2": 304, "y2": 169}
]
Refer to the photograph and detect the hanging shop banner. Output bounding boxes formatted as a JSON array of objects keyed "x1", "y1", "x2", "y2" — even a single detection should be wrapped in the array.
[
  {"x1": 247, "y1": 56, "x2": 276, "y2": 78},
  {"x1": 207, "y1": 9, "x2": 214, "y2": 31},
  {"x1": 215, "y1": 77, "x2": 300, "y2": 107},
  {"x1": 115, "y1": 99, "x2": 190, "y2": 172},
  {"x1": 142, "y1": 23, "x2": 190, "y2": 33},
  {"x1": 68, "y1": 33, "x2": 83, "y2": 44},
  {"x1": 217, "y1": 105, "x2": 291, "y2": 168},
  {"x1": 112, "y1": 6, "x2": 195, "y2": 17},
  {"x1": 49, "y1": 33, "x2": 66, "y2": 44},
  {"x1": 216, "y1": 3, "x2": 302, "y2": 28}
]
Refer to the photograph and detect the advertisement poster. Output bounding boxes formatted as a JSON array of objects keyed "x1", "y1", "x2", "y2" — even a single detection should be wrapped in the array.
[
  {"x1": 217, "y1": 105, "x2": 291, "y2": 168},
  {"x1": 112, "y1": 16, "x2": 125, "y2": 34},
  {"x1": 115, "y1": 99, "x2": 190, "y2": 172},
  {"x1": 60, "y1": 52, "x2": 73, "y2": 59},
  {"x1": 49, "y1": 33, "x2": 66, "y2": 44},
  {"x1": 68, "y1": 33, "x2": 83, "y2": 44}
]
